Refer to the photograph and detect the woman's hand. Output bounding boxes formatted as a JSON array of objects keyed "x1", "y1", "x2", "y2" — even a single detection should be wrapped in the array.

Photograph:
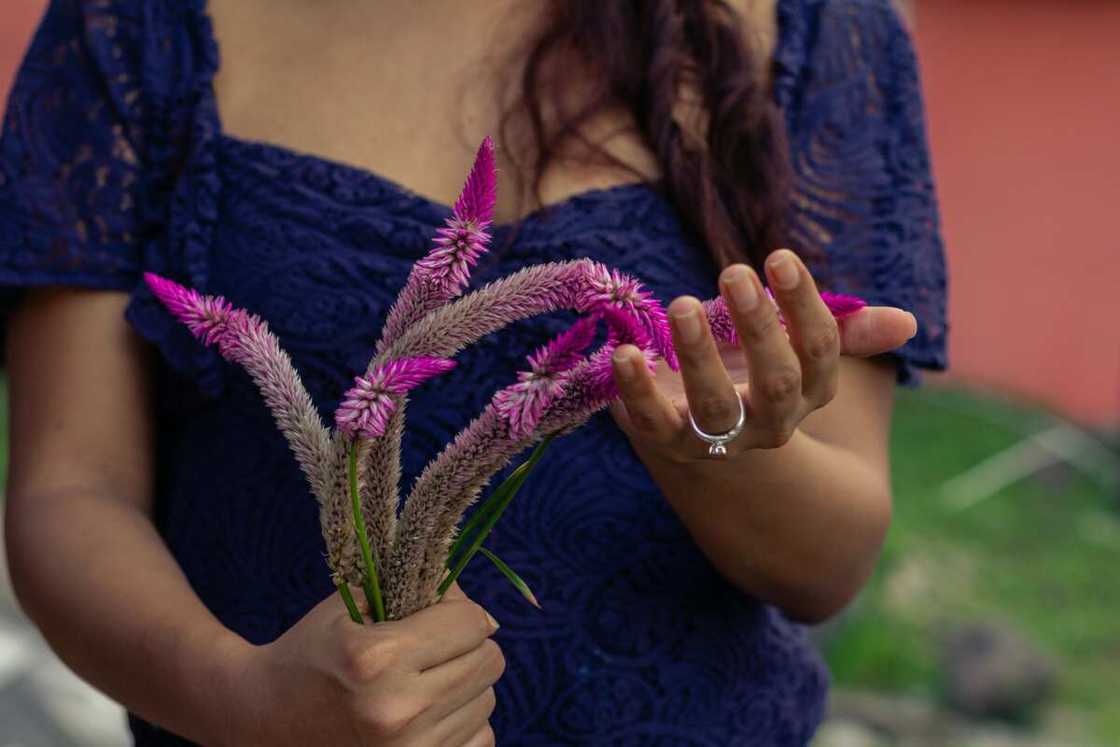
[
  {"x1": 610, "y1": 248, "x2": 916, "y2": 461},
  {"x1": 226, "y1": 584, "x2": 503, "y2": 747}
]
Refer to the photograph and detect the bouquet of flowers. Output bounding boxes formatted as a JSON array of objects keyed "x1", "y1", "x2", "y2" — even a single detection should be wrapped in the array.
[{"x1": 146, "y1": 138, "x2": 864, "y2": 623}]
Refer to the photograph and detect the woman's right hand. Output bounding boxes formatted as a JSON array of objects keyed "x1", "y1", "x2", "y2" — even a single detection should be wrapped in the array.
[{"x1": 225, "y1": 584, "x2": 504, "y2": 746}]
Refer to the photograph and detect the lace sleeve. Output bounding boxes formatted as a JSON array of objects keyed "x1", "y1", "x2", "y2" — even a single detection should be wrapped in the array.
[
  {"x1": 776, "y1": 0, "x2": 949, "y2": 385},
  {"x1": 0, "y1": 0, "x2": 152, "y2": 299}
]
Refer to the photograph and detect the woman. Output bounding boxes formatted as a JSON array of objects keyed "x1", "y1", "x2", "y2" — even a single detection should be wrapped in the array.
[{"x1": 0, "y1": 0, "x2": 946, "y2": 744}]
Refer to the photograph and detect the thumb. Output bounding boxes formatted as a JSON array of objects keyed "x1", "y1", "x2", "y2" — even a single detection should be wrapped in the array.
[
  {"x1": 839, "y1": 307, "x2": 918, "y2": 357},
  {"x1": 440, "y1": 581, "x2": 470, "y2": 602}
]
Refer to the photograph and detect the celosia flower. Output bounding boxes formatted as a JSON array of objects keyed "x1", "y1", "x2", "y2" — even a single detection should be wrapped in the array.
[
  {"x1": 574, "y1": 262, "x2": 677, "y2": 370},
  {"x1": 704, "y1": 289, "x2": 868, "y2": 345},
  {"x1": 820, "y1": 291, "x2": 867, "y2": 318},
  {"x1": 493, "y1": 315, "x2": 599, "y2": 437},
  {"x1": 336, "y1": 357, "x2": 458, "y2": 439},
  {"x1": 145, "y1": 273, "x2": 236, "y2": 348},
  {"x1": 378, "y1": 138, "x2": 498, "y2": 350},
  {"x1": 421, "y1": 134, "x2": 498, "y2": 293},
  {"x1": 143, "y1": 273, "x2": 360, "y2": 583}
]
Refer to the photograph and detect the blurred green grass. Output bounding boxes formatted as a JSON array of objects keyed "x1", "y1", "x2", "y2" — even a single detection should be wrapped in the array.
[{"x1": 825, "y1": 386, "x2": 1120, "y2": 741}]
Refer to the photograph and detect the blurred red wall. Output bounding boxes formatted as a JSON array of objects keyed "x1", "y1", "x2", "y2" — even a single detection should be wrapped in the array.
[
  {"x1": 915, "y1": 0, "x2": 1120, "y2": 425},
  {"x1": 2, "y1": 1, "x2": 1118, "y2": 425},
  {"x1": 1, "y1": 1, "x2": 42, "y2": 96}
]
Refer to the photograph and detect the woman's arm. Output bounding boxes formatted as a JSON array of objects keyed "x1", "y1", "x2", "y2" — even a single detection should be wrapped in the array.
[
  {"x1": 5, "y1": 288, "x2": 249, "y2": 744},
  {"x1": 611, "y1": 252, "x2": 913, "y2": 624},
  {"x1": 630, "y1": 355, "x2": 894, "y2": 624},
  {"x1": 5, "y1": 288, "x2": 510, "y2": 747}
]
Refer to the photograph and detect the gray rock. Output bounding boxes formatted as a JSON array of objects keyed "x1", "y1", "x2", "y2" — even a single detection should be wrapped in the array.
[
  {"x1": 940, "y1": 621, "x2": 1057, "y2": 720},
  {"x1": 812, "y1": 719, "x2": 888, "y2": 747},
  {"x1": 828, "y1": 689, "x2": 954, "y2": 744}
]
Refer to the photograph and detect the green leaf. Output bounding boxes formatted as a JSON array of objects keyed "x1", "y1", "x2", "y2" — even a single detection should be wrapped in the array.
[
  {"x1": 438, "y1": 436, "x2": 553, "y2": 598},
  {"x1": 479, "y1": 546, "x2": 541, "y2": 609},
  {"x1": 446, "y1": 436, "x2": 553, "y2": 568}
]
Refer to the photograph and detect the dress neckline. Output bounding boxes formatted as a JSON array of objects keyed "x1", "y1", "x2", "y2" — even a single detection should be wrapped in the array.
[{"x1": 194, "y1": 0, "x2": 661, "y2": 230}]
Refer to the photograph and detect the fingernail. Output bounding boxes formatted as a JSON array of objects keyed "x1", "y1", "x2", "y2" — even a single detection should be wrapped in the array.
[
  {"x1": 723, "y1": 266, "x2": 759, "y2": 311},
  {"x1": 907, "y1": 312, "x2": 918, "y2": 339},
  {"x1": 768, "y1": 251, "x2": 800, "y2": 291},
  {"x1": 485, "y1": 611, "x2": 500, "y2": 631},
  {"x1": 613, "y1": 347, "x2": 638, "y2": 381},
  {"x1": 672, "y1": 308, "x2": 702, "y2": 344}
]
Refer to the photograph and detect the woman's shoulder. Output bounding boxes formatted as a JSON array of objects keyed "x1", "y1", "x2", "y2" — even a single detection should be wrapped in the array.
[
  {"x1": 15, "y1": 0, "x2": 220, "y2": 160},
  {"x1": 29, "y1": 0, "x2": 215, "y2": 81}
]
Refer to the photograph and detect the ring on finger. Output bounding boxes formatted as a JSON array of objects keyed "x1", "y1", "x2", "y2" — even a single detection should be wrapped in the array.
[{"x1": 688, "y1": 392, "x2": 747, "y2": 458}]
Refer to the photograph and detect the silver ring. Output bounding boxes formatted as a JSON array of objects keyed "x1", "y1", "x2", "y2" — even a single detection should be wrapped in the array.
[{"x1": 688, "y1": 392, "x2": 746, "y2": 457}]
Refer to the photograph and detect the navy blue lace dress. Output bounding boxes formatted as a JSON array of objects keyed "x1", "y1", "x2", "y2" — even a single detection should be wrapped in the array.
[{"x1": 1, "y1": 0, "x2": 947, "y2": 744}]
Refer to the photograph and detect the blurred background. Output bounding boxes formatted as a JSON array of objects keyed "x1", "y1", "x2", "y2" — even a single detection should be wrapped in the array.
[{"x1": 1, "y1": 0, "x2": 1118, "y2": 745}]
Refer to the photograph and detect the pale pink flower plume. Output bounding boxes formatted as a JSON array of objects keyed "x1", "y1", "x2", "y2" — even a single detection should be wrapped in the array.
[
  {"x1": 573, "y1": 262, "x2": 677, "y2": 370},
  {"x1": 703, "y1": 289, "x2": 868, "y2": 345},
  {"x1": 336, "y1": 357, "x2": 458, "y2": 439},
  {"x1": 145, "y1": 272, "x2": 236, "y2": 348},
  {"x1": 451, "y1": 136, "x2": 498, "y2": 226},
  {"x1": 378, "y1": 138, "x2": 498, "y2": 351},
  {"x1": 493, "y1": 315, "x2": 598, "y2": 438},
  {"x1": 821, "y1": 291, "x2": 867, "y2": 318},
  {"x1": 142, "y1": 273, "x2": 362, "y2": 583}
]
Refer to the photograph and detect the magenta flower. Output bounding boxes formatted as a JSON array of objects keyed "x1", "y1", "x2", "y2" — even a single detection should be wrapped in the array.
[
  {"x1": 336, "y1": 357, "x2": 458, "y2": 439},
  {"x1": 821, "y1": 291, "x2": 867, "y2": 318},
  {"x1": 145, "y1": 273, "x2": 236, "y2": 348},
  {"x1": 704, "y1": 289, "x2": 868, "y2": 345},
  {"x1": 143, "y1": 273, "x2": 362, "y2": 582},
  {"x1": 493, "y1": 315, "x2": 598, "y2": 438},
  {"x1": 419, "y1": 137, "x2": 497, "y2": 292},
  {"x1": 573, "y1": 262, "x2": 677, "y2": 370},
  {"x1": 378, "y1": 138, "x2": 498, "y2": 351}
]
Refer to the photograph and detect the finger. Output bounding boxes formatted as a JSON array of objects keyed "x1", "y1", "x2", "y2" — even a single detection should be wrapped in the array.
[
  {"x1": 718, "y1": 263, "x2": 803, "y2": 448},
  {"x1": 441, "y1": 581, "x2": 469, "y2": 602},
  {"x1": 839, "y1": 306, "x2": 918, "y2": 356},
  {"x1": 388, "y1": 599, "x2": 499, "y2": 671},
  {"x1": 668, "y1": 296, "x2": 741, "y2": 434},
  {"x1": 417, "y1": 639, "x2": 504, "y2": 724},
  {"x1": 430, "y1": 687, "x2": 497, "y2": 747},
  {"x1": 611, "y1": 344, "x2": 681, "y2": 443},
  {"x1": 757, "y1": 250, "x2": 840, "y2": 407},
  {"x1": 461, "y1": 724, "x2": 497, "y2": 747}
]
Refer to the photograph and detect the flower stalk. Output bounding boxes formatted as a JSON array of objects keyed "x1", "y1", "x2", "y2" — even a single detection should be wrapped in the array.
[{"x1": 349, "y1": 442, "x2": 386, "y2": 623}]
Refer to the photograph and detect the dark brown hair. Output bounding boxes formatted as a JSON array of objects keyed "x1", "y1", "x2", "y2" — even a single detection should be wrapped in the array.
[{"x1": 501, "y1": 0, "x2": 794, "y2": 272}]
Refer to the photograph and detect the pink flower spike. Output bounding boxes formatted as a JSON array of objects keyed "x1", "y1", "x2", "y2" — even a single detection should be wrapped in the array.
[
  {"x1": 144, "y1": 272, "x2": 236, "y2": 351},
  {"x1": 573, "y1": 262, "x2": 677, "y2": 370},
  {"x1": 527, "y1": 315, "x2": 599, "y2": 376},
  {"x1": 493, "y1": 373, "x2": 567, "y2": 439},
  {"x1": 821, "y1": 291, "x2": 867, "y2": 319},
  {"x1": 494, "y1": 314, "x2": 601, "y2": 437},
  {"x1": 335, "y1": 357, "x2": 457, "y2": 439},
  {"x1": 453, "y1": 137, "x2": 497, "y2": 226},
  {"x1": 702, "y1": 297, "x2": 739, "y2": 345},
  {"x1": 588, "y1": 344, "x2": 658, "y2": 402}
]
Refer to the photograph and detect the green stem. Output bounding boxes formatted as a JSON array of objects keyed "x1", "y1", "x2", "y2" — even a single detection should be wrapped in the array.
[
  {"x1": 349, "y1": 443, "x2": 386, "y2": 622},
  {"x1": 336, "y1": 582, "x2": 364, "y2": 624}
]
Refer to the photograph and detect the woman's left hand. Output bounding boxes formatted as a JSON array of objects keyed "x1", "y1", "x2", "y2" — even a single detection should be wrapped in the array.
[{"x1": 609, "y1": 249, "x2": 917, "y2": 461}]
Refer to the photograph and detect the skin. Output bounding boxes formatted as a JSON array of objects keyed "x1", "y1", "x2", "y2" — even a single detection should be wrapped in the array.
[{"x1": 6, "y1": 0, "x2": 914, "y2": 743}]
